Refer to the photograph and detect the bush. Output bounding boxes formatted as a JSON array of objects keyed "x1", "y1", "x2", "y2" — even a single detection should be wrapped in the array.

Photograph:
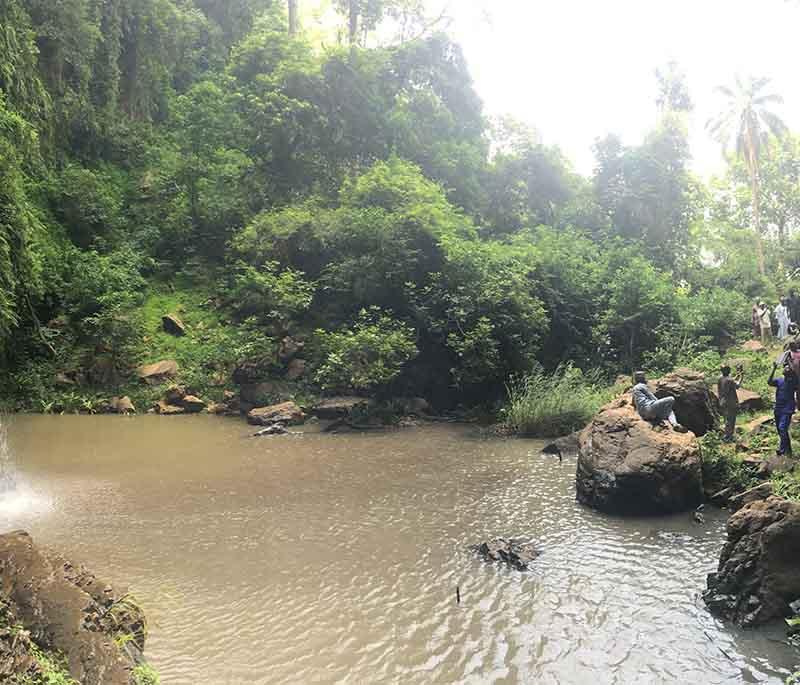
[
  {"x1": 503, "y1": 363, "x2": 605, "y2": 437},
  {"x1": 312, "y1": 308, "x2": 418, "y2": 393},
  {"x1": 699, "y1": 432, "x2": 758, "y2": 495}
]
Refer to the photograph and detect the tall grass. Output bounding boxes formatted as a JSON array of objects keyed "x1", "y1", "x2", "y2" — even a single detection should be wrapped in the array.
[{"x1": 504, "y1": 364, "x2": 607, "y2": 438}]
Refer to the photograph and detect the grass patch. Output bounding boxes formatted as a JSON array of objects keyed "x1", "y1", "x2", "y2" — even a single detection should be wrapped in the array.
[
  {"x1": 699, "y1": 431, "x2": 759, "y2": 495},
  {"x1": 503, "y1": 364, "x2": 610, "y2": 438},
  {"x1": 133, "y1": 663, "x2": 160, "y2": 685}
]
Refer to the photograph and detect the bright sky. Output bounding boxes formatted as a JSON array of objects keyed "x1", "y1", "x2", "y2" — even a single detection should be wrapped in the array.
[{"x1": 438, "y1": 0, "x2": 800, "y2": 178}]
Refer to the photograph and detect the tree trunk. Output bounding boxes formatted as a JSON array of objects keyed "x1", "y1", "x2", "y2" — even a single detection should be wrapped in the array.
[
  {"x1": 288, "y1": 0, "x2": 298, "y2": 36},
  {"x1": 348, "y1": 1, "x2": 359, "y2": 45},
  {"x1": 746, "y1": 133, "x2": 766, "y2": 276}
]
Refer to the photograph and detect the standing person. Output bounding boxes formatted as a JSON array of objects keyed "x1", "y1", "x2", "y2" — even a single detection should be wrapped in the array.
[
  {"x1": 752, "y1": 302, "x2": 761, "y2": 340},
  {"x1": 758, "y1": 302, "x2": 773, "y2": 345},
  {"x1": 718, "y1": 364, "x2": 743, "y2": 442},
  {"x1": 790, "y1": 289, "x2": 800, "y2": 325},
  {"x1": 767, "y1": 362, "x2": 799, "y2": 457},
  {"x1": 631, "y1": 371, "x2": 688, "y2": 432},
  {"x1": 776, "y1": 298, "x2": 791, "y2": 339}
]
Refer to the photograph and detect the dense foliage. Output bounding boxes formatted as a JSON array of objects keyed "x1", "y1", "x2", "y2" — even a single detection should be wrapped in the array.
[{"x1": 1, "y1": 0, "x2": 799, "y2": 411}]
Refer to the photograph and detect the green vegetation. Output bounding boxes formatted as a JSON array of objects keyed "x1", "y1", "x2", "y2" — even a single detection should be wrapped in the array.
[
  {"x1": 133, "y1": 664, "x2": 160, "y2": 685},
  {"x1": 503, "y1": 365, "x2": 610, "y2": 438},
  {"x1": 0, "y1": 0, "x2": 800, "y2": 421}
]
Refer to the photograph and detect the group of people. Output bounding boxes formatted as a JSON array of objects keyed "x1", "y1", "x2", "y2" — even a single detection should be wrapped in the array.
[
  {"x1": 752, "y1": 291, "x2": 800, "y2": 344},
  {"x1": 632, "y1": 357, "x2": 800, "y2": 458}
]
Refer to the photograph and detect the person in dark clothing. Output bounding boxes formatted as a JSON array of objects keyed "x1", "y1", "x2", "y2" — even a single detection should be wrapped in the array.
[
  {"x1": 767, "y1": 362, "x2": 800, "y2": 457},
  {"x1": 790, "y1": 290, "x2": 800, "y2": 325},
  {"x1": 718, "y1": 364, "x2": 743, "y2": 442}
]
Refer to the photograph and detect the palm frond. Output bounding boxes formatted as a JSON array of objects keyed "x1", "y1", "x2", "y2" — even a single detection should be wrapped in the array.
[{"x1": 761, "y1": 110, "x2": 788, "y2": 138}]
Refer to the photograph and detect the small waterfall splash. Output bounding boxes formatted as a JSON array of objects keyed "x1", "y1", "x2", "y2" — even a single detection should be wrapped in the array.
[{"x1": 0, "y1": 419, "x2": 16, "y2": 494}]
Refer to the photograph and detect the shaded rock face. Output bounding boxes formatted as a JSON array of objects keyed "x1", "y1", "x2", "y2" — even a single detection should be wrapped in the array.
[
  {"x1": 247, "y1": 401, "x2": 305, "y2": 426},
  {"x1": 161, "y1": 314, "x2": 186, "y2": 337},
  {"x1": 475, "y1": 539, "x2": 539, "y2": 571},
  {"x1": 542, "y1": 432, "x2": 580, "y2": 460},
  {"x1": 136, "y1": 360, "x2": 178, "y2": 385},
  {"x1": 311, "y1": 397, "x2": 374, "y2": 420},
  {"x1": 652, "y1": 369, "x2": 718, "y2": 437},
  {"x1": 0, "y1": 531, "x2": 144, "y2": 685},
  {"x1": 576, "y1": 397, "x2": 703, "y2": 515},
  {"x1": 704, "y1": 497, "x2": 800, "y2": 626}
]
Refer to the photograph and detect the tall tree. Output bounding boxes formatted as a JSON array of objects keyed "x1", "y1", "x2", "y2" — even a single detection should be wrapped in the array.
[
  {"x1": 288, "y1": 0, "x2": 299, "y2": 35},
  {"x1": 707, "y1": 76, "x2": 787, "y2": 274}
]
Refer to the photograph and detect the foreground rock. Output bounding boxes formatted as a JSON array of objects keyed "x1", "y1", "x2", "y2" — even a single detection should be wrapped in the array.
[
  {"x1": 0, "y1": 531, "x2": 147, "y2": 684},
  {"x1": 475, "y1": 538, "x2": 539, "y2": 571},
  {"x1": 704, "y1": 497, "x2": 800, "y2": 626},
  {"x1": 136, "y1": 359, "x2": 178, "y2": 385},
  {"x1": 247, "y1": 401, "x2": 305, "y2": 426},
  {"x1": 652, "y1": 369, "x2": 718, "y2": 436},
  {"x1": 576, "y1": 397, "x2": 703, "y2": 515},
  {"x1": 542, "y1": 432, "x2": 580, "y2": 460}
]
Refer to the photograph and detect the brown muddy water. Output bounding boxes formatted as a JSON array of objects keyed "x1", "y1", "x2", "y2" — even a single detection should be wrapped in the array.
[{"x1": 0, "y1": 415, "x2": 797, "y2": 684}]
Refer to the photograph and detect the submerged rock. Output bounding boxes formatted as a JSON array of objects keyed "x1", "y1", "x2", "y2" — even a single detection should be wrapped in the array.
[
  {"x1": 253, "y1": 424, "x2": 289, "y2": 437},
  {"x1": 576, "y1": 397, "x2": 703, "y2": 515},
  {"x1": 0, "y1": 531, "x2": 148, "y2": 684},
  {"x1": 475, "y1": 538, "x2": 539, "y2": 571},
  {"x1": 704, "y1": 497, "x2": 800, "y2": 626},
  {"x1": 247, "y1": 401, "x2": 305, "y2": 426},
  {"x1": 311, "y1": 397, "x2": 374, "y2": 420},
  {"x1": 542, "y1": 432, "x2": 580, "y2": 460}
]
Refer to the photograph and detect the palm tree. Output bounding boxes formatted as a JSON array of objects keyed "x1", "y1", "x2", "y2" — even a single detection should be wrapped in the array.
[{"x1": 707, "y1": 76, "x2": 787, "y2": 274}]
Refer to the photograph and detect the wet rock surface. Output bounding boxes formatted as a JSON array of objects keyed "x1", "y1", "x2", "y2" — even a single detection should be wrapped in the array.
[
  {"x1": 704, "y1": 497, "x2": 800, "y2": 626},
  {"x1": 247, "y1": 401, "x2": 305, "y2": 426},
  {"x1": 0, "y1": 530, "x2": 147, "y2": 684},
  {"x1": 576, "y1": 396, "x2": 703, "y2": 515},
  {"x1": 474, "y1": 538, "x2": 539, "y2": 571}
]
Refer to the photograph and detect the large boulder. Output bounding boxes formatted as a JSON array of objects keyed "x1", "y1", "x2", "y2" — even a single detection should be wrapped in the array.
[
  {"x1": 710, "y1": 386, "x2": 764, "y2": 413},
  {"x1": 0, "y1": 531, "x2": 146, "y2": 684},
  {"x1": 136, "y1": 360, "x2": 178, "y2": 385},
  {"x1": 576, "y1": 397, "x2": 703, "y2": 515},
  {"x1": 247, "y1": 401, "x2": 305, "y2": 427},
  {"x1": 311, "y1": 397, "x2": 374, "y2": 420},
  {"x1": 652, "y1": 369, "x2": 718, "y2": 437},
  {"x1": 704, "y1": 497, "x2": 800, "y2": 626}
]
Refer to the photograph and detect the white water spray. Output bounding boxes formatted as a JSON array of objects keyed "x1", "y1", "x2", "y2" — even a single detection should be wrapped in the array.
[{"x1": 0, "y1": 419, "x2": 16, "y2": 494}]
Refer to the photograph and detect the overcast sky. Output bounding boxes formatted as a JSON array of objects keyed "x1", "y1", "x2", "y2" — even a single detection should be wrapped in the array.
[{"x1": 436, "y1": 0, "x2": 800, "y2": 178}]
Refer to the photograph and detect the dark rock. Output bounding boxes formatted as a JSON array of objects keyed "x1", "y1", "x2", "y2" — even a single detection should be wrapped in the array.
[
  {"x1": 285, "y1": 359, "x2": 306, "y2": 381},
  {"x1": 0, "y1": 531, "x2": 142, "y2": 684},
  {"x1": 704, "y1": 497, "x2": 800, "y2": 626},
  {"x1": 163, "y1": 385, "x2": 186, "y2": 405},
  {"x1": 542, "y1": 432, "x2": 580, "y2": 460},
  {"x1": 576, "y1": 397, "x2": 703, "y2": 515},
  {"x1": 311, "y1": 397, "x2": 374, "y2": 420},
  {"x1": 475, "y1": 538, "x2": 539, "y2": 571},
  {"x1": 161, "y1": 314, "x2": 186, "y2": 337},
  {"x1": 652, "y1": 369, "x2": 719, "y2": 437},
  {"x1": 403, "y1": 397, "x2": 431, "y2": 415},
  {"x1": 247, "y1": 401, "x2": 305, "y2": 426},
  {"x1": 253, "y1": 424, "x2": 289, "y2": 437},
  {"x1": 181, "y1": 395, "x2": 206, "y2": 413},
  {"x1": 729, "y1": 482, "x2": 774, "y2": 512},
  {"x1": 137, "y1": 360, "x2": 178, "y2": 385}
]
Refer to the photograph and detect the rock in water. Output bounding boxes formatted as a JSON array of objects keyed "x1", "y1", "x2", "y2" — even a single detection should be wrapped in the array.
[
  {"x1": 541, "y1": 432, "x2": 580, "y2": 460},
  {"x1": 311, "y1": 397, "x2": 374, "y2": 420},
  {"x1": 576, "y1": 397, "x2": 703, "y2": 515},
  {"x1": 162, "y1": 313, "x2": 186, "y2": 337},
  {"x1": 704, "y1": 497, "x2": 800, "y2": 626},
  {"x1": 247, "y1": 401, "x2": 305, "y2": 426},
  {"x1": 181, "y1": 395, "x2": 206, "y2": 413},
  {"x1": 475, "y1": 538, "x2": 539, "y2": 571},
  {"x1": 652, "y1": 369, "x2": 718, "y2": 437},
  {"x1": 253, "y1": 424, "x2": 289, "y2": 437}
]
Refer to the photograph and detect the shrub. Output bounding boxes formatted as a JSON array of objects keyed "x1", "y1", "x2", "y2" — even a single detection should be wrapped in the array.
[
  {"x1": 699, "y1": 432, "x2": 758, "y2": 495},
  {"x1": 503, "y1": 363, "x2": 605, "y2": 437},
  {"x1": 133, "y1": 663, "x2": 160, "y2": 685},
  {"x1": 228, "y1": 261, "x2": 314, "y2": 327},
  {"x1": 312, "y1": 308, "x2": 418, "y2": 393}
]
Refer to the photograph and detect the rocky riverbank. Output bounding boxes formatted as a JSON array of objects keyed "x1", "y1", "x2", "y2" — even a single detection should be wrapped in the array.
[{"x1": 0, "y1": 531, "x2": 157, "y2": 685}]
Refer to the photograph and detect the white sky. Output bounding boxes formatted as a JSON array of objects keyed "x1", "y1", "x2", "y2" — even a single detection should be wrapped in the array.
[{"x1": 438, "y1": 0, "x2": 800, "y2": 178}]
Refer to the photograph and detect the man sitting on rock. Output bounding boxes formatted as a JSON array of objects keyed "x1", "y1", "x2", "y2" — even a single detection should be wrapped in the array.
[
  {"x1": 631, "y1": 371, "x2": 688, "y2": 433},
  {"x1": 768, "y1": 362, "x2": 800, "y2": 457}
]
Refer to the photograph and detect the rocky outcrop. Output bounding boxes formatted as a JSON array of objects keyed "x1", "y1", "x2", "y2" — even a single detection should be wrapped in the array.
[
  {"x1": 0, "y1": 531, "x2": 147, "y2": 684},
  {"x1": 311, "y1": 397, "x2": 374, "y2": 420},
  {"x1": 162, "y1": 313, "x2": 186, "y2": 336},
  {"x1": 475, "y1": 539, "x2": 539, "y2": 571},
  {"x1": 652, "y1": 369, "x2": 718, "y2": 436},
  {"x1": 247, "y1": 401, "x2": 305, "y2": 426},
  {"x1": 136, "y1": 360, "x2": 178, "y2": 385},
  {"x1": 704, "y1": 497, "x2": 800, "y2": 626},
  {"x1": 576, "y1": 397, "x2": 703, "y2": 515}
]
